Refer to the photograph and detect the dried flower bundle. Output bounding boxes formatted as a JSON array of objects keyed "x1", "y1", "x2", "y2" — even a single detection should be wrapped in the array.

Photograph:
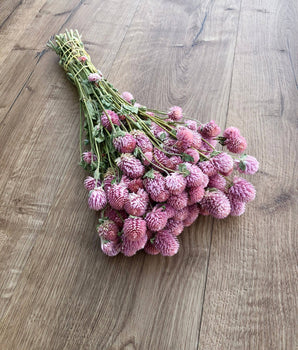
[{"x1": 48, "y1": 30, "x2": 259, "y2": 257}]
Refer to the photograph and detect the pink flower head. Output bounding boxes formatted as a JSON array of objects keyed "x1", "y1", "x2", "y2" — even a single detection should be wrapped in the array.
[
  {"x1": 100, "y1": 110, "x2": 121, "y2": 131},
  {"x1": 120, "y1": 175, "x2": 131, "y2": 187},
  {"x1": 200, "y1": 137, "x2": 217, "y2": 153},
  {"x1": 228, "y1": 177, "x2": 256, "y2": 202},
  {"x1": 212, "y1": 152, "x2": 233, "y2": 174},
  {"x1": 127, "y1": 178, "x2": 143, "y2": 193},
  {"x1": 208, "y1": 173, "x2": 226, "y2": 191},
  {"x1": 168, "y1": 191, "x2": 188, "y2": 210},
  {"x1": 192, "y1": 132, "x2": 203, "y2": 149},
  {"x1": 124, "y1": 189, "x2": 149, "y2": 216},
  {"x1": 184, "y1": 163, "x2": 204, "y2": 187},
  {"x1": 107, "y1": 183, "x2": 129, "y2": 210},
  {"x1": 176, "y1": 127, "x2": 194, "y2": 151},
  {"x1": 101, "y1": 239, "x2": 121, "y2": 257},
  {"x1": 235, "y1": 155, "x2": 259, "y2": 174},
  {"x1": 183, "y1": 204, "x2": 200, "y2": 227},
  {"x1": 84, "y1": 176, "x2": 97, "y2": 191},
  {"x1": 154, "y1": 230, "x2": 180, "y2": 256},
  {"x1": 198, "y1": 160, "x2": 217, "y2": 177},
  {"x1": 184, "y1": 148, "x2": 200, "y2": 164},
  {"x1": 226, "y1": 135, "x2": 247, "y2": 154},
  {"x1": 165, "y1": 219, "x2": 184, "y2": 236},
  {"x1": 83, "y1": 151, "x2": 97, "y2": 164},
  {"x1": 168, "y1": 106, "x2": 183, "y2": 121},
  {"x1": 152, "y1": 148, "x2": 170, "y2": 169},
  {"x1": 143, "y1": 171, "x2": 166, "y2": 199},
  {"x1": 163, "y1": 137, "x2": 177, "y2": 154},
  {"x1": 200, "y1": 190, "x2": 231, "y2": 219},
  {"x1": 123, "y1": 217, "x2": 147, "y2": 241},
  {"x1": 144, "y1": 241, "x2": 160, "y2": 255},
  {"x1": 121, "y1": 91, "x2": 134, "y2": 103},
  {"x1": 165, "y1": 173, "x2": 187, "y2": 195},
  {"x1": 188, "y1": 186, "x2": 205, "y2": 205},
  {"x1": 104, "y1": 206, "x2": 128, "y2": 228},
  {"x1": 88, "y1": 187, "x2": 107, "y2": 211},
  {"x1": 121, "y1": 233, "x2": 148, "y2": 256},
  {"x1": 131, "y1": 130, "x2": 153, "y2": 153},
  {"x1": 163, "y1": 204, "x2": 176, "y2": 219},
  {"x1": 88, "y1": 72, "x2": 102, "y2": 82},
  {"x1": 150, "y1": 122, "x2": 164, "y2": 136},
  {"x1": 97, "y1": 219, "x2": 119, "y2": 241},
  {"x1": 228, "y1": 195, "x2": 246, "y2": 216},
  {"x1": 202, "y1": 173, "x2": 209, "y2": 188},
  {"x1": 113, "y1": 133, "x2": 136, "y2": 153},
  {"x1": 142, "y1": 151, "x2": 153, "y2": 166},
  {"x1": 200, "y1": 120, "x2": 221, "y2": 137},
  {"x1": 145, "y1": 206, "x2": 168, "y2": 231},
  {"x1": 169, "y1": 155, "x2": 183, "y2": 168},
  {"x1": 78, "y1": 55, "x2": 88, "y2": 62},
  {"x1": 185, "y1": 119, "x2": 198, "y2": 131},
  {"x1": 116, "y1": 154, "x2": 145, "y2": 179},
  {"x1": 223, "y1": 126, "x2": 241, "y2": 139},
  {"x1": 175, "y1": 207, "x2": 189, "y2": 221},
  {"x1": 103, "y1": 169, "x2": 116, "y2": 192},
  {"x1": 151, "y1": 190, "x2": 170, "y2": 202}
]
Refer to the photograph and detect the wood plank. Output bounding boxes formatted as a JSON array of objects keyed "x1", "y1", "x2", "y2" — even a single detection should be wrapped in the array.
[
  {"x1": 198, "y1": 1, "x2": 298, "y2": 349},
  {"x1": 0, "y1": 0, "x2": 243, "y2": 349}
]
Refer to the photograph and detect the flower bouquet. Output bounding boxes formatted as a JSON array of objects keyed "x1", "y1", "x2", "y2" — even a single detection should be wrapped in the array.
[{"x1": 47, "y1": 29, "x2": 259, "y2": 257}]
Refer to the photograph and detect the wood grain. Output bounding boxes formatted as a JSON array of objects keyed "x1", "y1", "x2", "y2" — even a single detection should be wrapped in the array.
[{"x1": 0, "y1": 0, "x2": 296, "y2": 349}]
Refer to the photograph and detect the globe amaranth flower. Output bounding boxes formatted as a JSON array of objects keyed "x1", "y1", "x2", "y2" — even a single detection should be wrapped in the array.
[
  {"x1": 100, "y1": 110, "x2": 121, "y2": 131},
  {"x1": 123, "y1": 217, "x2": 147, "y2": 241},
  {"x1": 121, "y1": 233, "x2": 148, "y2": 256},
  {"x1": 113, "y1": 133, "x2": 136, "y2": 153},
  {"x1": 97, "y1": 219, "x2": 119, "y2": 241},
  {"x1": 121, "y1": 91, "x2": 134, "y2": 103},
  {"x1": 208, "y1": 173, "x2": 226, "y2": 191},
  {"x1": 107, "y1": 183, "x2": 129, "y2": 210},
  {"x1": 228, "y1": 176, "x2": 256, "y2": 203},
  {"x1": 88, "y1": 72, "x2": 102, "y2": 82},
  {"x1": 84, "y1": 176, "x2": 97, "y2": 191},
  {"x1": 212, "y1": 152, "x2": 233, "y2": 174},
  {"x1": 164, "y1": 219, "x2": 184, "y2": 236},
  {"x1": 145, "y1": 206, "x2": 168, "y2": 231},
  {"x1": 200, "y1": 190, "x2": 231, "y2": 219},
  {"x1": 168, "y1": 191, "x2": 188, "y2": 210},
  {"x1": 199, "y1": 120, "x2": 221, "y2": 137},
  {"x1": 235, "y1": 155, "x2": 259, "y2": 174},
  {"x1": 124, "y1": 189, "x2": 149, "y2": 216},
  {"x1": 82, "y1": 151, "x2": 97, "y2": 164},
  {"x1": 116, "y1": 153, "x2": 145, "y2": 179},
  {"x1": 165, "y1": 173, "x2": 187, "y2": 195},
  {"x1": 153, "y1": 230, "x2": 180, "y2": 256},
  {"x1": 168, "y1": 106, "x2": 183, "y2": 121},
  {"x1": 88, "y1": 187, "x2": 107, "y2": 211},
  {"x1": 188, "y1": 186, "x2": 205, "y2": 205},
  {"x1": 101, "y1": 239, "x2": 121, "y2": 257}
]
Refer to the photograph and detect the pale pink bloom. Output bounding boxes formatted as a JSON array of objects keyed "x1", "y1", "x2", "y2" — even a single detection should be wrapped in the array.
[
  {"x1": 183, "y1": 204, "x2": 200, "y2": 227},
  {"x1": 134, "y1": 102, "x2": 142, "y2": 108},
  {"x1": 144, "y1": 241, "x2": 160, "y2": 255},
  {"x1": 212, "y1": 152, "x2": 233, "y2": 174},
  {"x1": 104, "y1": 206, "x2": 128, "y2": 228},
  {"x1": 150, "y1": 122, "x2": 164, "y2": 136},
  {"x1": 168, "y1": 191, "x2": 188, "y2": 210},
  {"x1": 208, "y1": 173, "x2": 226, "y2": 191},
  {"x1": 201, "y1": 173, "x2": 209, "y2": 188},
  {"x1": 198, "y1": 160, "x2": 217, "y2": 176},
  {"x1": 116, "y1": 154, "x2": 145, "y2": 179},
  {"x1": 131, "y1": 130, "x2": 153, "y2": 153},
  {"x1": 101, "y1": 239, "x2": 121, "y2": 257},
  {"x1": 185, "y1": 119, "x2": 197, "y2": 131},
  {"x1": 164, "y1": 204, "x2": 176, "y2": 219},
  {"x1": 184, "y1": 163, "x2": 205, "y2": 187},
  {"x1": 127, "y1": 178, "x2": 143, "y2": 193},
  {"x1": 143, "y1": 171, "x2": 167, "y2": 201},
  {"x1": 142, "y1": 151, "x2": 153, "y2": 166},
  {"x1": 97, "y1": 220, "x2": 119, "y2": 241},
  {"x1": 235, "y1": 155, "x2": 259, "y2": 174},
  {"x1": 188, "y1": 186, "x2": 205, "y2": 205},
  {"x1": 84, "y1": 176, "x2": 97, "y2": 191},
  {"x1": 113, "y1": 133, "x2": 136, "y2": 153},
  {"x1": 163, "y1": 137, "x2": 177, "y2": 154},
  {"x1": 121, "y1": 91, "x2": 134, "y2": 103},
  {"x1": 154, "y1": 230, "x2": 180, "y2": 256},
  {"x1": 88, "y1": 72, "x2": 102, "y2": 82},
  {"x1": 124, "y1": 189, "x2": 149, "y2": 216},
  {"x1": 152, "y1": 148, "x2": 170, "y2": 169},
  {"x1": 200, "y1": 190, "x2": 231, "y2": 219},
  {"x1": 228, "y1": 177, "x2": 256, "y2": 203},
  {"x1": 120, "y1": 175, "x2": 131, "y2": 187},
  {"x1": 107, "y1": 183, "x2": 129, "y2": 210},
  {"x1": 200, "y1": 137, "x2": 217, "y2": 152},
  {"x1": 176, "y1": 127, "x2": 194, "y2": 150},
  {"x1": 199, "y1": 120, "x2": 221, "y2": 137},
  {"x1": 123, "y1": 217, "x2": 147, "y2": 242},
  {"x1": 88, "y1": 187, "x2": 107, "y2": 211},
  {"x1": 192, "y1": 131, "x2": 203, "y2": 149},
  {"x1": 184, "y1": 148, "x2": 200, "y2": 164},
  {"x1": 169, "y1": 155, "x2": 183, "y2": 168},
  {"x1": 165, "y1": 173, "x2": 187, "y2": 195},
  {"x1": 100, "y1": 110, "x2": 121, "y2": 131},
  {"x1": 226, "y1": 135, "x2": 247, "y2": 154},
  {"x1": 121, "y1": 234, "x2": 148, "y2": 256},
  {"x1": 78, "y1": 55, "x2": 88, "y2": 62},
  {"x1": 168, "y1": 106, "x2": 183, "y2": 121},
  {"x1": 83, "y1": 151, "x2": 97, "y2": 164},
  {"x1": 151, "y1": 189, "x2": 170, "y2": 203},
  {"x1": 223, "y1": 126, "x2": 241, "y2": 139},
  {"x1": 175, "y1": 207, "x2": 189, "y2": 221},
  {"x1": 145, "y1": 206, "x2": 168, "y2": 231},
  {"x1": 165, "y1": 219, "x2": 184, "y2": 236},
  {"x1": 228, "y1": 195, "x2": 246, "y2": 216}
]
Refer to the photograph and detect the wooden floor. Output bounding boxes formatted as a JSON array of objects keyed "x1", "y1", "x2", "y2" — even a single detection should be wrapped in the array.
[{"x1": 0, "y1": 0, "x2": 297, "y2": 349}]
